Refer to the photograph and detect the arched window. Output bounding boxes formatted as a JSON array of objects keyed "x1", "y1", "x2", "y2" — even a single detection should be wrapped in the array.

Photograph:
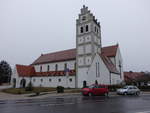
[
  {"x1": 69, "y1": 78, "x2": 72, "y2": 82},
  {"x1": 47, "y1": 65, "x2": 50, "y2": 72},
  {"x1": 80, "y1": 27, "x2": 83, "y2": 33},
  {"x1": 33, "y1": 79, "x2": 36, "y2": 82},
  {"x1": 55, "y1": 64, "x2": 58, "y2": 71},
  {"x1": 58, "y1": 78, "x2": 61, "y2": 82},
  {"x1": 82, "y1": 16, "x2": 86, "y2": 21},
  {"x1": 20, "y1": 79, "x2": 26, "y2": 88},
  {"x1": 40, "y1": 66, "x2": 42, "y2": 72},
  {"x1": 95, "y1": 26, "x2": 97, "y2": 32},
  {"x1": 86, "y1": 25, "x2": 89, "y2": 32}
]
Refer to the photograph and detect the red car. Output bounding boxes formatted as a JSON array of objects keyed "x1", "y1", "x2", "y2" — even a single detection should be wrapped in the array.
[{"x1": 81, "y1": 84, "x2": 109, "y2": 96}]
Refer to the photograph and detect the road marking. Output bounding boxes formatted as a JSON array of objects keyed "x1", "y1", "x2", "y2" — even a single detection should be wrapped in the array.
[
  {"x1": 40, "y1": 102, "x2": 75, "y2": 106},
  {"x1": 136, "y1": 111, "x2": 150, "y2": 113},
  {"x1": 40, "y1": 99, "x2": 105, "y2": 107}
]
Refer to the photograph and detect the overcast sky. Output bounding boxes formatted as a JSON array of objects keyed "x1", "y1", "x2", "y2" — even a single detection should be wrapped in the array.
[{"x1": 0, "y1": 0, "x2": 150, "y2": 72}]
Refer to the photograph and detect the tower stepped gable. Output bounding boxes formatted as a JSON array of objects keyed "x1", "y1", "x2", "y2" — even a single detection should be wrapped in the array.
[
  {"x1": 76, "y1": 5, "x2": 102, "y2": 68},
  {"x1": 76, "y1": 5, "x2": 102, "y2": 88}
]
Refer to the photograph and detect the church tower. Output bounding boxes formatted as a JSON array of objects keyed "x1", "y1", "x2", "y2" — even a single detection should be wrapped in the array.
[{"x1": 76, "y1": 6, "x2": 102, "y2": 88}]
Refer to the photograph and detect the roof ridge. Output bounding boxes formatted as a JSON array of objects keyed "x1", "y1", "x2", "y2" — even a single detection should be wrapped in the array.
[
  {"x1": 102, "y1": 44, "x2": 118, "y2": 49},
  {"x1": 42, "y1": 48, "x2": 76, "y2": 56}
]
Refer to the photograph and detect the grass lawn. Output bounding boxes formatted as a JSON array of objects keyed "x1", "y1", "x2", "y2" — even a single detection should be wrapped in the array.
[
  {"x1": 2, "y1": 87, "x2": 81, "y2": 94},
  {"x1": 2, "y1": 87, "x2": 56, "y2": 94}
]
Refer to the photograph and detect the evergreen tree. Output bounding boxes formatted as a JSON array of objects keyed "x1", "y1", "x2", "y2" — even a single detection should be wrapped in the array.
[{"x1": 0, "y1": 60, "x2": 12, "y2": 84}]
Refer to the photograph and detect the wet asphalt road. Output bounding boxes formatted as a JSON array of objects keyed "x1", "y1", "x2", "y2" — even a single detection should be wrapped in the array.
[{"x1": 0, "y1": 93, "x2": 150, "y2": 113}]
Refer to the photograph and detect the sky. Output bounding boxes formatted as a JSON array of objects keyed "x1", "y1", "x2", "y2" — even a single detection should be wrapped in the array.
[{"x1": 0, "y1": 0, "x2": 150, "y2": 72}]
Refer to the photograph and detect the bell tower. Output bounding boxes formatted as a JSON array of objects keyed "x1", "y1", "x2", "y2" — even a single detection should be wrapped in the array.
[{"x1": 76, "y1": 5, "x2": 101, "y2": 88}]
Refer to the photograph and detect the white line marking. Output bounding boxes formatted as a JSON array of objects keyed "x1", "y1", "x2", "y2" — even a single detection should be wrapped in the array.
[{"x1": 136, "y1": 111, "x2": 150, "y2": 113}]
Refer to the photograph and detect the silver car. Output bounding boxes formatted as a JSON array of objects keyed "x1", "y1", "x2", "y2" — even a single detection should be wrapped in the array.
[{"x1": 117, "y1": 85, "x2": 140, "y2": 95}]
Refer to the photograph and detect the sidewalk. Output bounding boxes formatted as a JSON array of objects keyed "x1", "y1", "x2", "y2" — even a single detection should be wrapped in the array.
[
  {"x1": 0, "y1": 85, "x2": 12, "y2": 90},
  {"x1": 0, "y1": 91, "x2": 81, "y2": 101}
]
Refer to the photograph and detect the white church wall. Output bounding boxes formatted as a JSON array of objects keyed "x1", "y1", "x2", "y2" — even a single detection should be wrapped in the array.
[
  {"x1": 78, "y1": 57, "x2": 84, "y2": 66},
  {"x1": 85, "y1": 56, "x2": 92, "y2": 65},
  {"x1": 110, "y1": 57, "x2": 115, "y2": 65},
  {"x1": 77, "y1": 67, "x2": 88, "y2": 88},
  {"x1": 34, "y1": 60, "x2": 76, "y2": 72},
  {"x1": 13, "y1": 76, "x2": 75, "y2": 88},
  {"x1": 78, "y1": 46, "x2": 84, "y2": 55},
  {"x1": 30, "y1": 76, "x2": 75, "y2": 88},
  {"x1": 85, "y1": 35, "x2": 91, "y2": 43},
  {"x1": 115, "y1": 47, "x2": 124, "y2": 81},
  {"x1": 87, "y1": 54, "x2": 110, "y2": 86},
  {"x1": 111, "y1": 73, "x2": 121, "y2": 85},
  {"x1": 85, "y1": 44, "x2": 92, "y2": 54},
  {"x1": 78, "y1": 36, "x2": 84, "y2": 44}
]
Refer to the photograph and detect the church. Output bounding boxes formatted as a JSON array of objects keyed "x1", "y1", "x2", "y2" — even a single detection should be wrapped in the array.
[{"x1": 11, "y1": 6, "x2": 124, "y2": 88}]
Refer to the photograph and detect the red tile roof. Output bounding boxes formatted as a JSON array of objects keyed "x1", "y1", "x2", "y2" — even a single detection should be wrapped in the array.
[
  {"x1": 16, "y1": 64, "x2": 36, "y2": 77},
  {"x1": 101, "y1": 45, "x2": 118, "y2": 57},
  {"x1": 32, "y1": 48, "x2": 76, "y2": 65},
  {"x1": 124, "y1": 72, "x2": 147, "y2": 83},
  {"x1": 100, "y1": 54, "x2": 119, "y2": 74},
  {"x1": 16, "y1": 64, "x2": 76, "y2": 77},
  {"x1": 32, "y1": 45, "x2": 118, "y2": 65}
]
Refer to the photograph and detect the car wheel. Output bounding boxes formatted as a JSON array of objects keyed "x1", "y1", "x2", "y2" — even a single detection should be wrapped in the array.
[
  {"x1": 124, "y1": 92, "x2": 127, "y2": 95},
  {"x1": 88, "y1": 92, "x2": 93, "y2": 96}
]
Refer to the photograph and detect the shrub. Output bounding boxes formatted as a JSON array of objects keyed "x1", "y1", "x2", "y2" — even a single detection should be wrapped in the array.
[
  {"x1": 25, "y1": 82, "x2": 33, "y2": 91},
  {"x1": 138, "y1": 86, "x2": 150, "y2": 91},
  {"x1": 56, "y1": 86, "x2": 64, "y2": 93},
  {"x1": 108, "y1": 84, "x2": 123, "y2": 91}
]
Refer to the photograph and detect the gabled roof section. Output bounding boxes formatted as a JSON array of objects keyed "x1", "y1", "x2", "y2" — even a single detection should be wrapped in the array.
[
  {"x1": 32, "y1": 48, "x2": 76, "y2": 65},
  {"x1": 16, "y1": 64, "x2": 76, "y2": 77},
  {"x1": 100, "y1": 54, "x2": 119, "y2": 74},
  {"x1": 16, "y1": 64, "x2": 36, "y2": 77},
  {"x1": 101, "y1": 44, "x2": 118, "y2": 57},
  {"x1": 124, "y1": 72, "x2": 149, "y2": 83},
  {"x1": 31, "y1": 44, "x2": 118, "y2": 65}
]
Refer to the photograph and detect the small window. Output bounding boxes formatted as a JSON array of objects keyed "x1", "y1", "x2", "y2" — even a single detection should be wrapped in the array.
[
  {"x1": 55, "y1": 64, "x2": 58, "y2": 71},
  {"x1": 58, "y1": 78, "x2": 61, "y2": 82},
  {"x1": 47, "y1": 65, "x2": 50, "y2": 72},
  {"x1": 86, "y1": 25, "x2": 89, "y2": 32},
  {"x1": 33, "y1": 79, "x2": 36, "y2": 82},
  {"x1": 49, "y1": 79, "x2": 51, "y2": 82},
  {"x1": 69, "y1": 78, "x2": 72, "y2": 82},
  {"x1": 95, "y1": 26, "x2": 97, "y2": 32},
  {"x1": 80, "y1": 27, "x2": 83, "y2": 33},
  {"x1": 40, "y1": 66, "x2": 42, "y2": 72},
  {"x1": 82, "y1": 16, "x2": 86, "y2": 21},
  {"x1": 41, "y1": 79, "x2": 43, "y2": 82}
]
